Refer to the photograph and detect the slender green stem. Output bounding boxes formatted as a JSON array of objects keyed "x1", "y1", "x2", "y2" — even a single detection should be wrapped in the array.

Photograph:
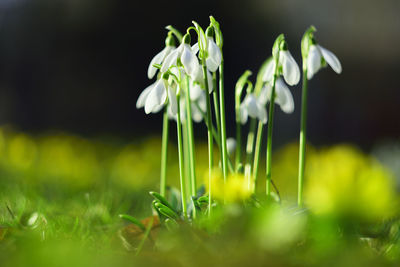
[
  {"x1": 176, "y1": 95, "x2": 188, "y2": 218},
  {"x1": 160, "y1": 109, "x2": 169, "y2": 196},
  {"x1": 235, "y1": 119, "x2": 241, "y2": 171},
  {"x1": 212, "y1": 73, "x2": 222, "y2": 164},
  {"x1": 185, "y1": 77, "x2": 197, "y2": 202},
  {"x1": 193, "y1": 101, "x2": 235, "y2": 174},
  {"x1": 182, "y1": 121, "x2": 191, "y2": 196},
  {"x1": 266, "y1": 74, "x2": 277, "y2": 196},
  {"x1": 252, "y1": 121, "x2": 264, "y2": 192},
  {"x1": 202, "y1": 64, "x2": 214, "y2": 216},
  {"x1": 219, "y1": 60, "x2": 229, "y2": 181},
  {"x1": 244, "y1": 119, "x2": 257, "y2": 186},
  {"x1": 298, "y1": 69, "x2": 308, "y2": 207}
]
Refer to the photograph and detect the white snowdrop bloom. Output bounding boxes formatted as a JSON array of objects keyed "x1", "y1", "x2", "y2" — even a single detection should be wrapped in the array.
[
  {"x1": 161, "y1": 34, "x2": 202, "y2": 82},
  {"x1": 136, "y1": 77, "x2": 177, "y2": 115},
  {"x1": 205, "y1": 36, "x2": 222, "y2": 72},
  {"x1": 279, "y1": 50, "x2": 300, "y2": 86},
  {"x1": 306, "y1": 44, "x2": 342, "y2": 80},
  {"x1": 262, "y1": 51, "x2": 300, "y2": 86},
  {"x1": 259, "y1": 78, "x2": 294, "y2": 114},
  {"x1": 240, "y1": 93, "x2": 267, "y2": 125},
  {"x1": 147, "y1": 45, "x2": 175, "y2": 79},
  {"x1": 226, "y1": 138, "x2": 236, "y2": 156}
]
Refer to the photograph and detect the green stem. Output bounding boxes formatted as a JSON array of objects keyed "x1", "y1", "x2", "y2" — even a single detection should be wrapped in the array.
[
  {"x1": 235, "y1": 119, "x2": 241, "y2": 171},
  {"x1": 266, "y1": 74, "x2": 277, "y2": 196},
  {"x1": 298, "y1": 69, "x2": 308, "y2": 207},
  {"x1": 202, "y1": 64, "x2": 214, "y2": 216},
  {"x1": 160, "y1": 109, "x2": 169, "y2": 196},
  {"x1": 176, "y1": 94, "x2": 188, "y2": 218},
  {"x1": 193, "y1": 100, "x2": 235, "y2": 173},
  {"x1": 182, "y1": 121, "x2": 191, "y2": 196},
  {"x1": 212, "y1": 73, "x2": 222, "y2": 164},
  {"x1": 252, "y1": 121, "x2": 264, "y2": 192},
  {"x1": 219, "y1": 60, "x2": 229, "y2": 181},
  {"x1": 185, "y1": 77, "x2": 197, "y2": 203}
]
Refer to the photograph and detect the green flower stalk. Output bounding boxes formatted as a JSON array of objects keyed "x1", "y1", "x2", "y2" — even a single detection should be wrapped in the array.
[
  {"x1": 160, "y1": 108, "x2": 169, "y2": 196},
  {"x1": 210, "y1": 16, "x2": 229, "y2": 183},
  {"x1": 264, "y1": 34, "x2": 300, "y2": 196},
  {"x1": 298, "y1": 26, "x2": 342, "y2": 207},
  {"x1": 235, "y1": 70, "x2": 252, "y2": 171}
]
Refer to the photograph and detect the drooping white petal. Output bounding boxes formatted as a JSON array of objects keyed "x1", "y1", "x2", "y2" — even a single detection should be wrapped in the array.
[
  {"x1": 148, "y1": 46, "x2": 174, "y2": 79},
  {"x1": 161, "y1": 48, "x2": 180, "y2": 73},
  {"x1": 136, "y1": 83, "x2": 155, "y2": 109},
  {"x1": 280, "y1": 50, "x2": 300, "y2": 86},
  {"x1": 167, "y1": 86, "x2": 178, "y2": 115},
  {"x1": 239, "y1": 103, "x2": 248, "y2": 124},
  {"x1": 307, "y1": 45, "x2": 322, "y2": 80},
  {"x1": 147, "y1": 47, "x2": 167, "y2": 79},
  {"x1": 262, "y1": 60, "x2": 275, "y2": 82},
  {"x1": 319, "y1": 45, "x2": 342, "y2": 74},
  {"x1": 144, "y1": 80, "x2": 167, "y2": 114},
  {"x1": 181, "y1": 44, "x2": 201, "y2": 78},
  {"x1": 259, "y1": 83, "x2": 272, "y2": 105},
  {"x1": 191, "y1": 42, "x2": 199, "y2": 55},
  {"x1": 256, "y1": 101, "x2": 268, "y2": 124},
  {"x1": 226, "y1": 138, "x2": 236, "y2": 156},
  {"x1": 206, "y1": 37, "x2": 222, "y2": 72},
  {"x1": 245, "y1": 94, "x2": 259, "y2": 119},
  {"x1": 151, "y1": 102, "x2": 164, "y2": 114},
  {"x1": 275, "y1": 79, "x2": 294, "y2": 114},
  {"x1": 190, "y1": 82, "x2": 202, "y2": 101}
]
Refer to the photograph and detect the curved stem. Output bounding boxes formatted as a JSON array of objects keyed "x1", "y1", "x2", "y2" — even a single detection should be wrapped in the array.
[
  {"x1": 160, "y1": 109, "x2": 169, "y2": 196},
  {"x1": 298, "y1": 69, "x2": 308, "y2": 207},
  {"x1": 176, "y1": 95, "x2": 188, "y2": 218}
]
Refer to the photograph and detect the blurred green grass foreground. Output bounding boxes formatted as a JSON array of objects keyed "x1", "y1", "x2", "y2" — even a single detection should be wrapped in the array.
[{"x1": 1, "y1": 126, "x2": 400, "y2": 266}]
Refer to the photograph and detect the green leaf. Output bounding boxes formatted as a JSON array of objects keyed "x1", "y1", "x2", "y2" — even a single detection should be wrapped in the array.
[
  {"x1": 154, "y1": 202, "x2": 179, "y2": 219},
  {"x1": 150, "y1": 191, "x2": 177, "y2": 213},
  {"x1": 118, "y1": 214, "x2": 146, "y2": 231}
]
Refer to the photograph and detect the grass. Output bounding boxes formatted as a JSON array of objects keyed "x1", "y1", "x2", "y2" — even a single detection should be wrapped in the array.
[{"x1": 0, "y1": 128, "x2": 399, "y2": 266}]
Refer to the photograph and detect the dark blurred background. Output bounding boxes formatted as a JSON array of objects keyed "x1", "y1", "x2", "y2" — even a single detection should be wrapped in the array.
[{"x1": 0, "y1": 0, "x2": 399, "y2": 148}]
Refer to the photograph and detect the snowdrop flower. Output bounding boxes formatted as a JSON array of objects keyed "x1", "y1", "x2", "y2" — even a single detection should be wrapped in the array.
[
  {"x1": 205, "y1": 26, "x2": 222, "y2": 72},
  {"x1": 161, "y1": 33, "x2": 202, "y2": 82},
  {"x1": 262, "y1": 42, "x2": 300, "y2": 86},
  {"x1": 136, "y1": 73, "x2": 177, "y2": 115},
  {"x1": 306, "y1": 44, "x2": 342, "y2": 80},
  {"x1": 259, "y1": 78, "x2": 294, "y2": 114},
  {"x1": 240, "y1": 93, "x2": 267, "y2": 124},
  {"x1": 147, "y1": 34, "x2": 176, "y2": 79}
]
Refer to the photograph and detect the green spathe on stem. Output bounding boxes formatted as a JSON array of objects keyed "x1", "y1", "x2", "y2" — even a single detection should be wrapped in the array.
[{"x1": 235, "y1": 70, "x2": 253, "y2": 170}]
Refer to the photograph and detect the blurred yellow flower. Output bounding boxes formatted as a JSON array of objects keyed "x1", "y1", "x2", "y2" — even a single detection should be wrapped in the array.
[
  {"x1": 208, "y1": 170, "x2": 252, "y2": 203},
  {"x1": 305, "y1": 145, "x2": 398, "y2": 222}
]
